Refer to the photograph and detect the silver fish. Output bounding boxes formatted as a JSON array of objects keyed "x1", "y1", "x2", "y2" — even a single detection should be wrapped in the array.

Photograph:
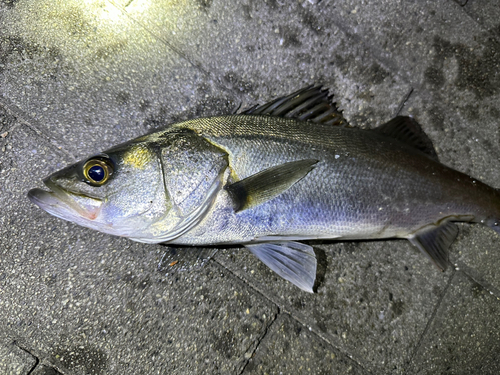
[{"x1": 28, "y1": 87, "x2": 500, "y2": 292}]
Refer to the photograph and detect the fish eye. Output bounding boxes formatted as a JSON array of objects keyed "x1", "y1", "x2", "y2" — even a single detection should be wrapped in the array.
[{"x1": 82, "y1": 158, "x2": 113, "y2": 186}]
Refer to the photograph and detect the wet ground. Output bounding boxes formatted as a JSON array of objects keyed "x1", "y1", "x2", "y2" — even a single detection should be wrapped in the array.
[{"x1": 1, "y1": 0, "x2": 500, "y2": 374}]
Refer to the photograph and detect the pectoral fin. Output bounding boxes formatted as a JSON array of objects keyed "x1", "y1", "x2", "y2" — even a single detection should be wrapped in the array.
[
  {"x1": 408, "y1": 221, "x2": 459, "y2": 271},
  {"x1": 244, "y1": 241, "x2": 317, "y2": 293},
  {"x1": 226, "y1": 159, "x2": 318, "y2": 212}
]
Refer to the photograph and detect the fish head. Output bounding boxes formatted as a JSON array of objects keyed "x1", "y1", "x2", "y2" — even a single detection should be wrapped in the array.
[
  {"x1": 29, "y1": 129, "x2": 229, "y2": 243},
  {"x1": 28, "y1": 141, "x2": 171, "y2": 239}
]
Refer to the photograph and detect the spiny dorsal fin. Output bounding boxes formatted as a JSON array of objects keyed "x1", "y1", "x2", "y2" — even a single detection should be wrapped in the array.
[
  {"x1": 241, "y1": 86, "x2": 347, "y2": 126},
  {"x1": 244, "y1": 241, "x2": 317, "y2": 292},
  {"x1": 408, "y1": 221, "x2": 459, "y2": 271},
  {"x1": 375, "y1": 116, "x2": 439, "y2": 161},
  {"x1": 226, "y1": 159, "x2": 318, "y2": 212}
]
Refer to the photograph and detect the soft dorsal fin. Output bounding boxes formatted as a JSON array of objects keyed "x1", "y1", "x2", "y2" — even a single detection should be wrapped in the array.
[
  {"x1": 226, "y1": 159, "x2": 318, "y2": 212},
  {"x1": 408, "y1": 221, "x2": 459, "y2": 271},
  {"x1": 241, "y1": 86, "x2": 347, "y2": 126},
  {"x1": 374, "y1": 116, "x2": 439, "y2": 161}
]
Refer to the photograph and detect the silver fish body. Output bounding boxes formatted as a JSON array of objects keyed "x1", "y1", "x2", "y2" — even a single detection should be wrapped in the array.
[
  {"x1": 28, "y1": 87, "x2": 500, "y2": 292},
  {"x1": 167, "y1": 115, "x2": 500, "y2": 245}
]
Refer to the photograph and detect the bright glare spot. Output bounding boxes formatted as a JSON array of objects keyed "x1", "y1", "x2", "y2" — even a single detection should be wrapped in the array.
[
  {"x1": 98, "y1": 2, "x2": 125, "y2": 24},
  {"x1": 81, "y1": 0, "x2": 151, "y2": 26}
]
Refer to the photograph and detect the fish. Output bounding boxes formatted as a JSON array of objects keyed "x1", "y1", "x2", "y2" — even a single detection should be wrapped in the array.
[{"x1": 28, "y1": 86, "x2": 500, "y2": 292}]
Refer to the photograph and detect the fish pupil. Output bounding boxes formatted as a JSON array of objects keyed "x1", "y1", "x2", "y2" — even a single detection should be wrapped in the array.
[{"x1": 88, "y1": 165, "x2": 105, "y2": 182}]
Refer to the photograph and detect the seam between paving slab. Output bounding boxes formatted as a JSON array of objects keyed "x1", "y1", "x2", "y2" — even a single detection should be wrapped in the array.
[
  {"x1": 105, "y1": 0, "x2": 248, "y2": 105},
  {"x1": 106, "y1": 0, "x2": 212, "y2": 77},
  {"x1": 0, "y1": 96, "x2": 76, "y2": 162},
  {"x1": 3, "y1": 2, "x2": 499, "y2": 372},
  {"x1": 455, "y1": 0, "x2": 500, "y2": 38},
  {"x1": 2, "y1": 91, "x2": 366, "y2": 373},
  {"x1": 453, "y1": 260, "x2": 500, "y2": 299},
  {"x1": 237, "y1": 306, "x2": 280, "y2": 375},
  {"x1": 105, "y1": 0, "x2": 500, "y2": 174},
  {"x1": 316, "y1": 1, "x2": 500, "y2": 162},
  {"x1": 209, "y1": 257, "x2": 285, "y2": 374},
  {"x1": 405, "y1": 269, "x2": 456, "y2": 372},
  {"x1": 185, "y1": 257, "x2": 284, "y2": 375},
  {"x1": 392, "y1": 87, "x2": 414, "y2": 118},
  {"x1": 13, "y1": 341, "x2": 39, "y2": 375},
  {"x1": 4, "y1": 0, "x2": 499, "y2": 169},
  {"x1": 210, "y1": 257, "x2": 371, "y2": 374}
]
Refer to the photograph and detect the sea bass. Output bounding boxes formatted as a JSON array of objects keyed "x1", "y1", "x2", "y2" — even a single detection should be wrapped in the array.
[{"x1": 28, "y1": 87, "x2": 500, "y2": 292}]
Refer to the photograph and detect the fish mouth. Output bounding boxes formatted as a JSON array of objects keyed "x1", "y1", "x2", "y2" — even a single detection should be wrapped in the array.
[{"x1": 28, "y1": 179, "x2": 103, "y2": 222}]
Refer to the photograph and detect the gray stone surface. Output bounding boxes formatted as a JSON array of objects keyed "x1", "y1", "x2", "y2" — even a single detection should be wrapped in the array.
[
  {"x1": 1, "y1": 0, "x2": 500, "y2": 374},
  {"x1": 243, "y1": 313, "x2": 367, "y2": 374},
  {"x1": 0, "y1": 0, "x2": 238, "y2": 158},
  {"x1": 0, "y1": 119, "x2": 278, "y2": 374},
  {"x1": 31, "y1": 364, "x2": 63, "y2": 375},
  {"x1": 215, "y1": 241, "x2": 452, "y2": 373},
  {"x1": 449, "y1": 224, "x2": 500, "y2": 296},
  {"x1": 0, "y1": 338, "x2": 37, "y2": 375},
  {"x1": 463, "y1": 0, "x2": 500, "y2": 36},
  {"x1": 410, "y1": 271, "x2": 500, "y2": 374}
]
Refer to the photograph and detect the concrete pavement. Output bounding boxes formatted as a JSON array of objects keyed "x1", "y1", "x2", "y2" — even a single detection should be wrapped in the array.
[{"x1": 1, "y1": 0, "x2": 500, "y2": 373}]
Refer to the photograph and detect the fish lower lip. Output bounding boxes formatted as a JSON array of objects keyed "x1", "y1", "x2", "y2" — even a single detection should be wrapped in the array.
[
  {"x1": 29, "y1": 182, "x2": 103, "y2": 221},
  {"x1": 28, "y1": 188, "x2": 60, "y2": 206},
  {"x1": 27, "y1": 187, "x2": 76, "y2": 219}
]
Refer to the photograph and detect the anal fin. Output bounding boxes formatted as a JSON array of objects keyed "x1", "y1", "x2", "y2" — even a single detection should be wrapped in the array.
[
  {"x1": 408, "y1": 221, "x2": 459, "y2": 271},
  {"x1": 244, "y1": 241, "x2": 317, "y2": 293}
]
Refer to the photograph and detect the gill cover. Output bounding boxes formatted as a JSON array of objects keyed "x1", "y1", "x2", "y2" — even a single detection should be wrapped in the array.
[{"x1": 130, "y1": 129, "x2": 229, "y2": 243}]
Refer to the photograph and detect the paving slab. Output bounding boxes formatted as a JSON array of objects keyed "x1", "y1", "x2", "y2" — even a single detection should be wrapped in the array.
[
  {"x1": 106, "y1": 0, "x2": 411, "y2": 127},
  {"x1": 215, "y1": 240, "x2": 452, "y2": 373},
  {"x1": 321, "y1": 0, "x2": 500, "y2": 293},
  {"x1": 0, "y1": 337, "x2": 37, "y2": 375},
  {"x1": 449, "y1": 224, "x2": 500, "y2": 297},
  {"x1": 409, "y1": 271, "x2": 500, "y2": 374},
  {"x1": 462, "y1": 0, "x2": 500, "y2": 36},
  {"x1": 31, "y1": 364, "x2": 64, "y2": 375},
  {"x1": 0, "y1": 0, "x2": 238, "y2": 158},
  {"x1": 243, "y1": 313, "x2": 367, "y2": 375}
]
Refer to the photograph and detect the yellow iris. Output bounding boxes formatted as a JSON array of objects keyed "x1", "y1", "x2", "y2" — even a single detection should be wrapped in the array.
[{"x1": 83, "y1": 159, "x2": 113, "y2": 186}]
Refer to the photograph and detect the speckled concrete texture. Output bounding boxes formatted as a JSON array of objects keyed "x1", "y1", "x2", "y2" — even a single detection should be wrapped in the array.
[
  {"x1": 243, "y1": 313, "x2": 366, "y2": 374},
  {"x1": 0, "y1": 336, "x2": 37, "y2": 375},
  {"x1": 409, "y1": 271, "x2": 500, "y2": 374},
  {"x1": 1, "y1": 0, "x2": 500, "y2": 374}
]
